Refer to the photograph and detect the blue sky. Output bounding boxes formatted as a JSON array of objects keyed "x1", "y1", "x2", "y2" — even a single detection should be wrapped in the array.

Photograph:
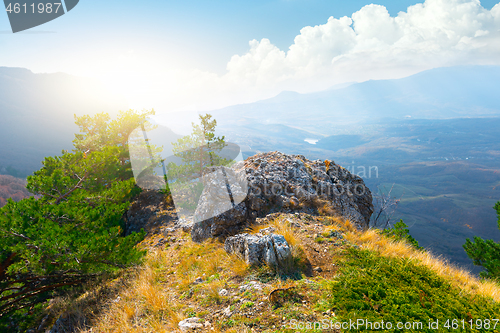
[
  {"x1": 1, "y1": 0, "x2": 440, "y2": 72},
  {"x1": 1, "y1": 0, "x2": 500, "y2": 113}
]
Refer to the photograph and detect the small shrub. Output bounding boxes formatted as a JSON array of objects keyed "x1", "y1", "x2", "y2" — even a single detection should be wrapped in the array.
[
  {"x1": 240, "y1": 301, "x2": 254, "y2": 310},
  {"x1": 314, "y1": 236, "x2": 325, "y2": 243},
  {"x1": 382, "y1": 219, "x2": 422, "y2": 250}
]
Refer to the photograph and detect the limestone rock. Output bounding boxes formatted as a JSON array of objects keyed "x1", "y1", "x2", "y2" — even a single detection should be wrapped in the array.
[
  {"x1": 178, "y1": 317, "x2": 203, "y2": 331},
  {"x1": 191, "y1": 152, "x2": 373, "y2": 242},
  {"x1": 239, "y1": 281, "x2": 264, "y2": 292},
  {"x1": 191, "y1": 166, "x2": 249, "y2": 242},
  {"x1": 224, "y1": 232, "x2": 292, "y2": 269}
]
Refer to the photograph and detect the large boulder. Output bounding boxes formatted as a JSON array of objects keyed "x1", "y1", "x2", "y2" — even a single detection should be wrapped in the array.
[
  {"x1": 191, "y1": 151, "x2": 373, "y2": 242},
  {"x1": 191, "y1": 166, "x2": 249, "y2": 242}
]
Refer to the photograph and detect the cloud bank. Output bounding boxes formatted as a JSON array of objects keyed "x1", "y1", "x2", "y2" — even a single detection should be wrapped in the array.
[{"x1": 135, "y1": 0, "x2": 500, "y2": 113}]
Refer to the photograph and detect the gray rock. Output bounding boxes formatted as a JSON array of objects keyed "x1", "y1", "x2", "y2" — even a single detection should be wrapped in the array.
[
  {"x1": 49, "y1": 314, "x2": 77, "y2": 333},
  {"x1": 223, "y1": 305, "x2": 233, "y2": 317},
  {"x1": 224, "y1": 233, "x2": 292, "y2": 269},
  {"x1": 239, "y1": 281, "x2": 263, "y2": 292},
  {"x1": 178, "y1": 317, "x2": 203, "y2": 331},
  {"x1": 258, "y1": 227, "x2": 276, "y2": 235},
  {"x1": 190, "y1": 152, "x2": 373, "y2": 242}
]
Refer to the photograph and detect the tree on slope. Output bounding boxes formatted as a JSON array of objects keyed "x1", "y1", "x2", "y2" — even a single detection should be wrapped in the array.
[
  {"x1": 0, "y1": 109, "x2": 154, "y2": 328},
  {"x1": 463, "y1": 201, "x2": 500, "y2": 280},
  {"x1": 167, "y1": 114, "x2": 229, "y2": 212},
  {"x1": 170, "y1": 113, "x2": 227, "y2": 181},
  {"x1": 73, "y1": 108, "x2": 157, "y2": 177}
]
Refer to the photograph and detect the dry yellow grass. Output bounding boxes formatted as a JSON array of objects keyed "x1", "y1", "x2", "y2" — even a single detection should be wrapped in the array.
[
  {"x1": 344, "y1": 226, "x2": 500, "y2": 302},
  {"x1": 73, "y1": 213, "x2": 500, "y2": 332},
  {"x1": 249, "y1": 215, "x2": 301, "y2": 247},
  {"x1": 76, "y1": 234, "x2": 257, "y2": 333}
]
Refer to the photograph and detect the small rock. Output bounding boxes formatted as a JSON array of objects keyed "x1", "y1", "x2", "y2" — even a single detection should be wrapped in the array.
[
  {"x1": 258, "y1": 227, "x2": 276, "y2": 235},
  {"x1": 239, "y1": 281, "x2": 263, "y2": 292},
  {"x1": 155, "y1": 238, "x2": 167, "y2": 247},
  {"x1": 223, "y1": 306, "x2": 233, "y2": 317},
  {"x1": 218, "y1": 289, "x2": 229, "y2": 296},
  {"x1": 163, "y1": 227, "x2": 176, "y2": 234},
  {"x1": 179, "y1": 317, "x2": 203, "y2": 331}
]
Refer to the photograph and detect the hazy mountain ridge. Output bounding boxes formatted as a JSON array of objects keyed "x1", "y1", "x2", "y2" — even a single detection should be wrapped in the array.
[
  {"x1": 0, "y1": 67, "x2": 128, "y2": 177},
  {"x1": 211, "y1": 65, "x2": 500, "y2": 137}
]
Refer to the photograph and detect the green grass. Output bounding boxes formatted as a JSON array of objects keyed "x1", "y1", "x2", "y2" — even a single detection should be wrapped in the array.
[
  {"x1": 317, "y1": 247, "x2": 500, "y2": 332},
  {"x1": 240, "y1": 301, "x2": 255, "y2": 310}
]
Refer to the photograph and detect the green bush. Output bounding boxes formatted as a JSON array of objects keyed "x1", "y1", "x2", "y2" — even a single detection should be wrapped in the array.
[
  {"x1": 382, "y1": 219, "x2": 422, "y2": 250},
  {"x1": 463, "y1": 201, "x2": 500, "y2": 281},
  {"x1": 320, "y1": 247, "x2": 500, "y2": 332}
]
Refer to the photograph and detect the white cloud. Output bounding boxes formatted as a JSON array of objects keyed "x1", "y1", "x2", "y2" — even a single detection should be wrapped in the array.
[
  {"x1": 222, "y1": 0, "x2": 500, "y2": 90},
  {"x1": 114, "y1": 0, "x2": 500, "y2": 114}
]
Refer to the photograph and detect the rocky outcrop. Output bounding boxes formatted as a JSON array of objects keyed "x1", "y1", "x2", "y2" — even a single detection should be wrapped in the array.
[
  {"x1": 124, "y1": 189, "x2": 177, "y2": 236},
  {"x1": 224, "y1": 230, "x2": 292, "y2": 269},
  {"x1": 191, "y1": 151, "x2": 373, "y2": 242},
  {"x1": 191, "y1": 166, "x2": 249, "y2": 242}
]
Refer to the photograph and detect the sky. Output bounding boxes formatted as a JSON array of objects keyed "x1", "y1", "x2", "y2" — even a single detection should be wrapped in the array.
[{"x1": 1, "y1": 0, "x2": 500, "y2": 114}]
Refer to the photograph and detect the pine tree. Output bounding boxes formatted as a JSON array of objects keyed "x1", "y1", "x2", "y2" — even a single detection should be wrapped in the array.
[
  {"x1": 0, "y1": 110, "x2": 155, "y2": 326},
  {"x1": 170, "y1": 113, "x2": 227, "y2": 181},
  {"x1": 463, "y1": 201, "x2": 500, "y2": 280},
  {"x1": 167, "y1": 114, "x2": 228, "y2": 212}
]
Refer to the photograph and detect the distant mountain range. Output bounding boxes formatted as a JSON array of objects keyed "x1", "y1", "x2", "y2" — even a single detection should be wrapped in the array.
[
  {"x1": 0, "y1": 67, "x2": 128, "y2": 177},
  {"x1": 202, "y1": 65, "x2": 500, "y2": 143}
]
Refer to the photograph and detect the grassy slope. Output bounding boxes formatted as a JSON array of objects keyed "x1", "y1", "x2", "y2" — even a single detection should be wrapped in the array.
[{"x1": 45, "y1": 208, "x2": 500, "y2": 333}]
